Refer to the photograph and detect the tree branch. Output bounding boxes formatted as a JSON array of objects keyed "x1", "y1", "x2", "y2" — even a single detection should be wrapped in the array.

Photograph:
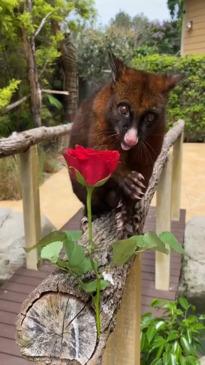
[
  {"x1": 0, "y1": 88, "x2": 69, "y2": 115},
  {"x1": 34, "y1": 12, "x2": 52, "y2": 38},
  {"x1": 1, "y1": 95, "x2": 29, "y2": 114},
  {"x1": 0, "y1": 123, "x2": 72, "y2": 158},
  {"x1": 42, "y1": 89, "x2": 69, "y2": 95}
]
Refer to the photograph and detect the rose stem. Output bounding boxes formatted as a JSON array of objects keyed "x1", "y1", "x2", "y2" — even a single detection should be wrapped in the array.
[
  {"x1": 86, "y1": 186, "x2": 94, "y2": 253},
  {"x1": 95, "y1": 278, "x2": 101, "y2": 337},
  {"x1": 86, "y1": 186, "x2": 101, "y2": 337}
]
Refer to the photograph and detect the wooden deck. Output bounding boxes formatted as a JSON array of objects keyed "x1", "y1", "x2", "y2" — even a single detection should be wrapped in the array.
[{"x1": 0, "y1": 207, "x2": 185, "y2": 365}]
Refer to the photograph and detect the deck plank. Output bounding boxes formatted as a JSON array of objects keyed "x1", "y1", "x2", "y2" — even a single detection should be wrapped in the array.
[
  {"x1": 0, "y1": 353, "x2": 30, "y2": 365},
  {"x1": 0, "y1": 206, "x2": 185, "y2": 364}
]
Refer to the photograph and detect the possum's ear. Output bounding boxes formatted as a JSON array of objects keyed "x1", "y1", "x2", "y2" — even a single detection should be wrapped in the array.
[
  {"x1": 108, "y1": 51, "x2": 126, "y2": 82},
  {"x1": 163, "y1": 73, "x2": 185, "y2": 92}
]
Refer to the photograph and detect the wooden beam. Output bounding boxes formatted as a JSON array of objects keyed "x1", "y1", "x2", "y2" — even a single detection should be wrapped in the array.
[
  {"x1": 102, "y1": 255, "x2": 141, "y2": 365},
  {"x1": 41, "y1": 89, "x2": 69, "y2": 95},
  {"x1": 155, "y1": 151, "x2": 173, "y2": 290},
  {"x1": 19, "y1": 145, "x2": 41, "y2": 269},
  {"x1": 0, "y1": 123, "x2": 72, "y2": 158},
  {"x1": 172, "y1": 133, "x2": 183, "y2": 221}
]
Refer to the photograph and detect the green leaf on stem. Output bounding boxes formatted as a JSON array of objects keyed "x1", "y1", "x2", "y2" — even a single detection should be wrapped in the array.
[
  {"x1": 180, "y1": 336, "x2": 193, "y2": 355},
  {"x1": 167, "y1": 331, "x2": 179, "y2": 342},
  {"x1": 178, "y1": 297, "x2": 190, "y2": 311},
  {"x1": 41, "y1": 241, "x2": 63, "y2": 263},
  {"x1": 25, "y1": 231, "x2": 66, "y2": 252},
  {"x1": 146, "y1": 325, "x2": 157, "y2": 343},
  {"x1": 112, "y1": 237, "x2": 139, "y2": 266},
  {"x1": 143, "y1": 232, "x2": 168, "y2": 254},
  {"x1": 81, "y1": 279, "x2": 109, "y2": 293},
  {"x1": 63, "y1": 238, "x2": 93, "y2": 275},
  {"x1": 159, "y1": 232, "x2": 185, "y2": 254},
  {"x1": 64, "y1": 230, "x2": 82, "y2": 243}
]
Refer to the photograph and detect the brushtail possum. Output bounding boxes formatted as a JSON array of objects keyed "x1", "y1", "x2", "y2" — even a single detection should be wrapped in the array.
[{"x1": 69, "y1": 53, "x2": 182, "y2": 216}]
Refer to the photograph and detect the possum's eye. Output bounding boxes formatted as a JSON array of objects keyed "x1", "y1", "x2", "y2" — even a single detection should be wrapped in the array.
[
  {"x1": 118, "y1": 104, "x2": 130, "y2": 118},
  {"x1": 143, "y1": 112, "x2": 156, "y2": 125}
]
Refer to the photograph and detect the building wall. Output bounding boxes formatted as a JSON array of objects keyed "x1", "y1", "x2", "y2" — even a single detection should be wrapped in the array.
[{"x1": 181, "y1": 0, "x2": 205, "y2": 55}]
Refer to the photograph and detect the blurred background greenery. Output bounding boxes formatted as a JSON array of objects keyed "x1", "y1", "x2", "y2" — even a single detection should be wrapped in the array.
[{"x1": 0, "y1": 0, "x2": 204, "y2": 199}]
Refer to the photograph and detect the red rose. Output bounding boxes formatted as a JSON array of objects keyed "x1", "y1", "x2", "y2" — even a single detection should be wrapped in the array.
[{"x1": 63, "y1": 145, "x2": 120, "y2": 186}]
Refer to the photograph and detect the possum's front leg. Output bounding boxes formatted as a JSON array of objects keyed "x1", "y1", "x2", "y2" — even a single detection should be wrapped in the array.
[{"x1": 117, "y1": 171, "x2": 146, "y2": 201}]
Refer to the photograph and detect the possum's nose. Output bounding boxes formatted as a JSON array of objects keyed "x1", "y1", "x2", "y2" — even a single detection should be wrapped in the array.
[{"x1": 124, "y1": 128, "x2": 138, "y2": 146}]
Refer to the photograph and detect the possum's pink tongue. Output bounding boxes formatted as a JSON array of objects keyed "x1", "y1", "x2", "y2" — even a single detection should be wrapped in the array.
[{"x1": 121, "y1": 128, "x2": 138, "y2": 151}]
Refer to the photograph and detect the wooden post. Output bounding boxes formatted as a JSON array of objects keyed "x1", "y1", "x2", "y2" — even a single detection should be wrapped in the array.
[
  {"x1": 102, "y1": 255, "x2": 141, "y2": 365},
  {"x1": 19, "y1": 145, "x2": 41, "y2": 269},
  {"x1": 155, "y1": 151, "x2": 173, "y2": 290},
  {"x1": 171, "y1": 133, "x2": 183, "y2": 221}
]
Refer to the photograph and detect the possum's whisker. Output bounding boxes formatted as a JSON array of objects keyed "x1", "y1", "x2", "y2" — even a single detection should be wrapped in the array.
[
  {"x1": 144, "y1": 140, "x2": 157, "y2": 157},
  {"x1": 144, "y1": 142, "x2": 155, "y2": 164},
  {"x1": 140, "y1": 141, "x2": 155, "y2": 164},
  {"x1": 94, "y1": 131, "x2": 119, "y2": 141}
]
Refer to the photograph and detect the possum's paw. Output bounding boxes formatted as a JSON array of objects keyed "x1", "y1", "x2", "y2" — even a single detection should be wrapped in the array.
[{"x1": 121, "y1": 171, "x2": 145, "y2": 201}]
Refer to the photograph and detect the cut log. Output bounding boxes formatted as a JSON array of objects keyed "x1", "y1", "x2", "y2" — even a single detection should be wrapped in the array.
[{"x1": 16, "y1": 120, "x2": 185, "y2": 364}]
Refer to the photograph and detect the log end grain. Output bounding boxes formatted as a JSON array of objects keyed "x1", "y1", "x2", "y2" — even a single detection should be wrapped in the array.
[{"x1": 16, "y1": 293, "x2": 97, "y2": 365}]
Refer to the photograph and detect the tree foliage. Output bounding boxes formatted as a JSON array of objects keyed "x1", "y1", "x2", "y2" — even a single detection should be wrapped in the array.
[
  {"x1": 0, "y1": 0, "x2": 95, "y2": 136},
  {"x1": 76, "y1": 11, "x2": 181, "y2": 86},
  {"x1": 110, "y1": 10, "x2": 132, "y2": 28},
  {"x1": 132, "y1": 54, "x2": 205, "y2": 142},
  {"x1": 0, "y1": 80, "x2": 20, "y2": 111},
  {"x1": 167, "y1": 0, "x2": 184, "y2": 20},
  {"x1": 141, "y1": 297, "x2": 204, "y2": 365}
]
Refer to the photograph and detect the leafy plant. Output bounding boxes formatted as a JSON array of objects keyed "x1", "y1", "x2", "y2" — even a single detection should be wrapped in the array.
[
  {"x1": 0, "y1": 156, "x2": 21, "y2": 200},
  {"x1": 132, "y1": 54, "x2": 205, "y2": 142},
  {"x1": 0, "y1": 0, "x2": 95, "y2": 135},
  {"x1": 0, "y1": 79, "x2": 20, "y2": 110},
  {"x1": 112, "y1": 231, "x2": 184, "y2": 266},
  {"x1": 32, "y1": 228, "x2": 184, "y2": 340},
  {"x1": 76, "y1": 17, "x2": 180, "y2": 86},
  {"x1": 141, "y1": 297, "x2": 205, "y2": 365}
]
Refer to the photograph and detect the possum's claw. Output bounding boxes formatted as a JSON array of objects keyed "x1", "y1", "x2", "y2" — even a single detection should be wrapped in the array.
[{"x1": 121, "y1": 171, "x2": 146, "y2": 201}]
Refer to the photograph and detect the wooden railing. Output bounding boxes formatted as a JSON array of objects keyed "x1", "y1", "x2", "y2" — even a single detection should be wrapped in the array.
[
  {"x1": 155, "y1": 131, "x2": 183, "y2": 290},
  {"x1": 103, "y1": 123, "x2": 184, "y2": 364},
  {"x1": 0, "y1": 122, "x2": 183, "y2": 282},
  {"x1": 0, "y1": 124, "x2": 72, "y2": 269}
]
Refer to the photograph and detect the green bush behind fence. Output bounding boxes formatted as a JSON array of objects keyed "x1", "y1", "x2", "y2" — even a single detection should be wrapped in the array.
[{"x1": 132, "y1": 54, "x2": 205, "y2": 142}]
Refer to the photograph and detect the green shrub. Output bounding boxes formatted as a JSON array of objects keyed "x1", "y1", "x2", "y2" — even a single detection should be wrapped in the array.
[
  {"x1": 0, "y1": 146, "x2": 61, "y2": 200},
  {"x1": 132, "y1": 54, "x2": 205, "y2": 142},
  {"x1": 0, "y1": 156, "x2": 22, "y2": 200},
  {"x1": 141, "y1": 297, "x2": 205, "y2": 365}
]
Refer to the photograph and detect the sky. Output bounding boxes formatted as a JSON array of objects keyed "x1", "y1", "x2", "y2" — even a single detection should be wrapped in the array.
[{"x1": 94, "y1": 0, "x2": 171, "y2": 25}]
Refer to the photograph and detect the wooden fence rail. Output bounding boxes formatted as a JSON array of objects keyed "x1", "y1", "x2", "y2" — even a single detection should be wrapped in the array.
[
  {"x1": 155, "y1": 132, "x2": 183, "y2": 290},
  {"x1": 0, "y1": 123, "x2": 72, "y2": 157},
  {"x1": 0, "y1": 123, "x2": 72, "y2": 269}
]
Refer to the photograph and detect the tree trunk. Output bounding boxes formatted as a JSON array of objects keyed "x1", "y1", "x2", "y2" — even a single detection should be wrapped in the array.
[
  {"x1": 52, "y1": 21, "x2": 78, "y2": 122},
  {"x1": 16, "y1": 120, "x2": 184, "y2": 365},
  {"x1": 61, "y1": 33, "x2": 78, "y2": 121},
  {"x1": 21, "y1": 0, "x2": 42, "y2": 127}
]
